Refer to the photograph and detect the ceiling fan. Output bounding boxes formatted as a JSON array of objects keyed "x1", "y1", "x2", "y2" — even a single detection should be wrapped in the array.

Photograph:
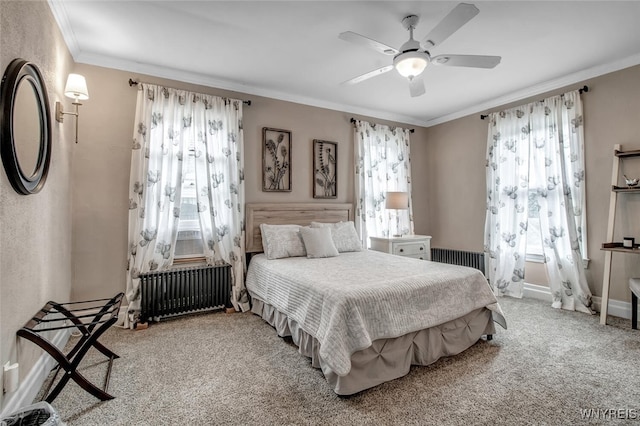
[{"x1": 339, "y1": 3, "x2": 501, "y2": 97}]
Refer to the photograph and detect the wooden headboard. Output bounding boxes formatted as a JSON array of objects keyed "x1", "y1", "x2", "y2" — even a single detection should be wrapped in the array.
[{"x1": 245, "y1": 203, "x2": 353, "y2": 253}]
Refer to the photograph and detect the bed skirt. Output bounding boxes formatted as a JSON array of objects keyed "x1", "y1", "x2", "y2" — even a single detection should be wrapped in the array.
[{"x1": 251, "y1": 298, "x2": 496, "y2": 395}]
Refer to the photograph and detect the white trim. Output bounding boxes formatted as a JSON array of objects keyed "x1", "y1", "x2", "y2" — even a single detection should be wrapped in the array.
[
  {"x1": 525, "y1": 254, "x2": 545, "y2": 264},
  {"x1": 0, "y1": 329, "x2": 71, "y2": 417},
  {"x1": 522, "y1": 282, "x2": 633, "y2": 321},
  {"x1": 526, "y1": 256, "x2": 590, "y2": 269},
  {"x1": 523, "y1": 282, "x2": 552, "y2": 302},
  {"x1": 72, "y1": 52, "x2": 429, "y2": 128},
  {"x1": 47, "y1": 0, "x2": 80, "y2": 58},
  {"x1": 0, "y1": 304, "x2": 129, "y2": 416},
  {"x1": 592, "y1": 296, "x2": 633, "y2": 321},
  {"x1": 70, "y1": 48, "x2": 640, "y2": 129},
  {"x1": 48, "y1": 1, "x2": 640, "y2": 129},
  {"x1": 423, "y1": 52, "x2": 640, "y2": 127}
]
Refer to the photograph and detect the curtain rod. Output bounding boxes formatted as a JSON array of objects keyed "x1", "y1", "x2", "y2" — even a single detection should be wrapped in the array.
[
  {"x1": 350, "y1": 117, "x2": 415, "y2": 133},
  {"x1": 480, "y1": 85, "x2": 589, "y2": 120},
  {"x1": 128, "y1": 78, "x2": 251, "y2": 106}
]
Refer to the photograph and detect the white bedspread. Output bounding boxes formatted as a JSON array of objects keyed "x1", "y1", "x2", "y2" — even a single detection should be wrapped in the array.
[{"x1": 246, "y1": 250, "x2": 506, "y2": 377}]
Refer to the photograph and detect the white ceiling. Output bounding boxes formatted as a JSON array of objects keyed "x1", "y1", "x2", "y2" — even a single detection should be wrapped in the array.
[{"x1": 49, "y1": 1, "x2": 640, "y2": 127}]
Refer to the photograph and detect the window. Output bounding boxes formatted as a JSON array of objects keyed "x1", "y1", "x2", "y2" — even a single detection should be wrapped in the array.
[
  {"x1": 526, "y1": 146, "x2": 545, "y2": 261},
  {"x1": 354, "y1": 120, "x2": 413, "y2": 245},
  {"x1": 526, "y1": 191, "x2": 544, "y2": 261},
  {"x1": 174, "y1": 148, "x2": 205, "y2": 261}
]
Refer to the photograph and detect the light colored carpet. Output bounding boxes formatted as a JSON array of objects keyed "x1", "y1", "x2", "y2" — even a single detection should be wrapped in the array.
[{"x1": 38, "y1": 297, "x2": 640, "y2": 425}]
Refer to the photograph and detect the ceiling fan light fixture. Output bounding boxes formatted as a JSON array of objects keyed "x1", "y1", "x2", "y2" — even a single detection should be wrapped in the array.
[{"x1": 394, "y1": 51, "x2": 428, "y2": 78}]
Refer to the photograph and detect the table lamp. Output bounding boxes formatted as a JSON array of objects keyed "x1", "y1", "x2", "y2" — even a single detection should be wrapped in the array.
[{"x1": 385, "y1": 191, "x2": 409, "y2": 237}]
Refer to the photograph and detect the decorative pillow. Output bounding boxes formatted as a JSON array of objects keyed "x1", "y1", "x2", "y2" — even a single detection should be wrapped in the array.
[
  {"x1": 310, "y1": 221, "x2": 363, "y2": 252},
  {"x1": 260, "y1": 224, "x2": 306, "y2": 259},
  {"x1": 299, "y1": 227, "x2": 339, "y2": 258}
]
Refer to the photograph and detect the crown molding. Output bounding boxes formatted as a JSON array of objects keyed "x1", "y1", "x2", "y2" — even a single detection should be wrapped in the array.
[
  {"x1": 68, "y1": 48, "x2": 640, "y2": 130},
  {"x1": 48, "y1": 0, "x2": 640, "y2": 130},
  {"x1": 422, "y1": 52, "x2": 640, "y2": 127},
  {"x1": 74, "y1": 51, "x2": 431, "y2": 128},
  {"x1": 48, "y1": 0, "x2": 80, "y2": 57},
  {"x1": 47, "y1": 0, "x2": 430, "y2": 128}
]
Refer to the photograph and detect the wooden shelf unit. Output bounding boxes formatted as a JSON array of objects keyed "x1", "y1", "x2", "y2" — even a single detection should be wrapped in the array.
[
  {"x1": 612, "y1": 186, "x2": 640, "y2": 193},
  {"x1": 600, "y1": 145, "x2": 640, "y2": 324}
]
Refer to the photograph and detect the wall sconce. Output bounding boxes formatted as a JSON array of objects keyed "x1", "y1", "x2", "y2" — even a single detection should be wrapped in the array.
[
  {"x1": 385, "y1": 191, "x2": 409, "y2": 237},
  {"x1": 55, "y1": 73, "x2": 89, "y2": 143}
]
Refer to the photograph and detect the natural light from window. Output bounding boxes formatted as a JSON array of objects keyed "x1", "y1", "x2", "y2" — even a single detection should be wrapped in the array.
[
  {"x1": 526, "y1": 191, "x2": 544, "y2": 260},
  {"x1": 174, "y1": 148, "x2": 205, "y2": 260}
]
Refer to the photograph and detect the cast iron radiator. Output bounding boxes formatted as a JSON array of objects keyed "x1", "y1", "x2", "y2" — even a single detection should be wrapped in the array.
[
  {"x1": 139, "y1": 264, "x2": 231, "y2": 321},
  {"x1": 430, "y1": 248, "x2": 485, "y2": 275}
]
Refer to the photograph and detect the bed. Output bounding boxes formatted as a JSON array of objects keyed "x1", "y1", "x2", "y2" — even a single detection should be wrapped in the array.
[{"x1": 245, "y1": 203, "x2": 506, "y2": 395}]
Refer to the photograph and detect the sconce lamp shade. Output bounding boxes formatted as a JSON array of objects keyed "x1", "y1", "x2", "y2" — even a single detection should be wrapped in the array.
[
  {"x1": 64, "y1": 74, "x2": 89, "y2": 100},
  {"x1": 385, "y1": 191, "x2": 409, "y2": 210}
]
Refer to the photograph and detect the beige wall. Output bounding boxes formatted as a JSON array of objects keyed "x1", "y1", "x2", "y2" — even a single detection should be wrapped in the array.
[
  {"x1": 70, "y1": 63, "x2": 430, "y2": 302},
  {"x1": 422, "y1": 65, "x2": 640, "y2": 302},
  {"x1": 68, "y1": 61, "x2": 640, "y2": 307},
  {"x1": 0, "y1": 1, "x2": 74, "y2": 410},
  {"x1": 2, "y1": 3, "x2": 639, "y2": 409}
]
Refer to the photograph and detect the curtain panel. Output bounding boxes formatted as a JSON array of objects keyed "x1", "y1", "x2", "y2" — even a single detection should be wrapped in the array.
[
  {"x1": 126, "y1": 84, "x2": 248, "y2": 326},
  {"x1": 484, "y1": 108, "x2": 531, "y2": 299},
  {"x1": 484, "y1": 90, "x2": 592, "y2": 313},
  {"x1": 354, "y1": 120, "x2": 414, "y2": 247}
]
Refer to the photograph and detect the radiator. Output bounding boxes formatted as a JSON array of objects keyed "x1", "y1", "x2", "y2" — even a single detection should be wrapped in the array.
[
  {"x1": 139, "y1": 264, "x2": 231, "y2": 321},
  {"x1": 430, "y1": 248, "x2": 485, "y2": 275}
]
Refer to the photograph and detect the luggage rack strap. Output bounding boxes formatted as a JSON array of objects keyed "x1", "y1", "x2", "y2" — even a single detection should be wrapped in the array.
[{"x1": 17, "y1": 292, "x2": 124, "y2": 403}]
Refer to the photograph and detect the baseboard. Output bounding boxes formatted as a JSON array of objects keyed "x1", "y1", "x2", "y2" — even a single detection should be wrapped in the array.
[
  {"x1": 0, "y1": 303, "x2": 128, "y2": 416},
  {"x1": 523, "y1": 282, "x2": 633, "y2": 320},
  {"x1": 592, "y1": 296, "x2": 631, "y2": 320},
  {"x1": 0, "y1": 328, "x2": 72, "y2": 417},
  {"x1": 523, "y1": 282, "x2": 553, "y2": 302}
]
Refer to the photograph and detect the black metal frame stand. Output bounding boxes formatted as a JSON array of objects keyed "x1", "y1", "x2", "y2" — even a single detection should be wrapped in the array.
[{"x1": 17, "y1": 293, "x2": 124, "y2": 403}]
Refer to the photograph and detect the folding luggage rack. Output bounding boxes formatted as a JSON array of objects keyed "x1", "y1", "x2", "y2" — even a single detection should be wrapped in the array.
[{"x1": 17, "y1": 293, "x2": 124, "y2": 403}]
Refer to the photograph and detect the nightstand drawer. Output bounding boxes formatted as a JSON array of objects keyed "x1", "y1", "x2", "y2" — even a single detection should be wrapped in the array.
[
  {"x1": 403, "y1": 253, "x2": 428, "y2": 260},
  {"x1": 393, "y1": 242, "x2": 428, "y2": 256},
  {"x1": 369, "y1": 235, "x2": 432, "y2": 261}
]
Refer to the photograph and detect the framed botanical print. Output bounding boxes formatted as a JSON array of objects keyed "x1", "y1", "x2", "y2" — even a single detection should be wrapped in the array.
[
  {"x1": 313, "y1": 139, "x2": 337, "y2": 199},
  {"x1": 262, "y1": 127, "x2": 291, "y2": 192}
]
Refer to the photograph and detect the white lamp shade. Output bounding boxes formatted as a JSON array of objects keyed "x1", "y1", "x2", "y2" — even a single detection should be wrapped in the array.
[
  {"x1": 386, "y1": 191, "x2": 409, "y2": 209},
  {"x1": 394, "y1": 52, "x2": 428, "y2": 78},
  {"x1": 64, "y1": 74, "x2": 89, "y2": 100}
]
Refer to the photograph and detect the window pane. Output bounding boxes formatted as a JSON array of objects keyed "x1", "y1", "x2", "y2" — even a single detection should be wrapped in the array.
[
  {"x1": 526, "y1": 217, "x2": 544, "y2": 256},
  {"x1": 525, "y1": 188, "x2": 544, "y2": 258},
  {"x1": 175, "y1": 230, "x2": 204, "y2": 257},
  {"x1": 175, "y1": 150, "x2": 204, "y2": 258}
]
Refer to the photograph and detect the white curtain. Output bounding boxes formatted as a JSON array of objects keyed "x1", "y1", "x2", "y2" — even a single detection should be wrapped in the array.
[
  {"x1": 354, "y1": 119, "x2": 414, "y2": 247},
  {"x1": 127, "y1": 85, "x2": 248, "y2": 325},
  {"x1": 485, "y1": 90, "x2": 593, "y2": 313},
  {"x1": 191, "y1": 94, "x2": 248, "y2": 312},
  {"x1": 484, "y1": 107, "x2": 531, "y2": 298}
]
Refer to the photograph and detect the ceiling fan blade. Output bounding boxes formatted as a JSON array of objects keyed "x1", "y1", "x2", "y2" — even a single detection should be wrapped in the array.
[
  {"x1": 408, "y1": 76, "x2": 426, "y2": 97},
  {"x1": 339, "y1": 31, "x2": 399, "y2": 56},
  {"x1": 422, "y1": 3, "x2": 479, "y2": 49},
  {"x1": 342, "y1": 65, "x2": 394, "y2": 85},
  {"x1": 432, "y1": 54, "x2": 501, "y2": 68}
]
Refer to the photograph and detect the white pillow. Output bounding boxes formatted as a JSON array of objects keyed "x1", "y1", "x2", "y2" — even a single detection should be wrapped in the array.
[
  {"x1": 299, "y1": 227, "x2": 339, "y2": 258},
  {"x1": 310, "y1": 221, "x2": 363, "y2": 253},
  {"x1": 260, "y1": 224, "x2": 306, "y2": 259}
]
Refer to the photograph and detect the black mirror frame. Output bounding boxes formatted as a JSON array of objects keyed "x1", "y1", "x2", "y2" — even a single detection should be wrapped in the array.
[{"x1": 0, "y1": 58, "x2": 52, "y2": 195}]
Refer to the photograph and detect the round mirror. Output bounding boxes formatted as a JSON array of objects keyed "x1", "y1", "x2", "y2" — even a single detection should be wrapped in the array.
[
  {"x1": 0, "y1": 59, "x2": 52, "y2": 195},
  {"x1": 13, "y1": 78, "x2": 42, "y2": 178}
]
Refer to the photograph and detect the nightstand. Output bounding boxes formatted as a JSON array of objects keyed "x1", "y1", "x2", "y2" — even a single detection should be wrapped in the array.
[{"x1": 369, "y1": 235, "x2": 432, "y2": 260}]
